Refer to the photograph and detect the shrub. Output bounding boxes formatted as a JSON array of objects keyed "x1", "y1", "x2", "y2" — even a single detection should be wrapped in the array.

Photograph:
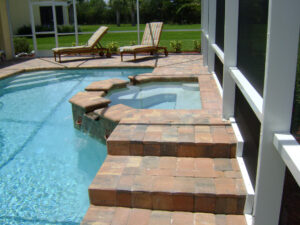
[
  {"x1": 193, "y1": 40, "x2": 201, "y2": 52},
  {"x1": 16, "y1": 25, "x2": 32, "y2": 35},
  {"x1": 107, "y1": 41, "x2": 119, "y2": 54},
  {"x1": 130, "y1": 41, "x2": 136, "y2": 46},
  {"x1": 13, "y1": 37, "x2": 32, "y2": 54},
  {"x1": 58, "y1": 25, "x2": 82, "y2": 33},
  {"x1": 17, "y1": 25, "x2": 81, "y2": 35},
  {"x1": 170, "y1": 40, "x2": 182, "y2": 53}
]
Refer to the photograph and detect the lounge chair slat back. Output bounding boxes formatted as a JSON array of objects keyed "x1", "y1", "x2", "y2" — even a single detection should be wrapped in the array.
[
  {"x1": 141, "y1": 22, "x2": 163, "y2": 46},
  {"x1": 87, "y1": 26, "x2": 109, "y2": 48}
]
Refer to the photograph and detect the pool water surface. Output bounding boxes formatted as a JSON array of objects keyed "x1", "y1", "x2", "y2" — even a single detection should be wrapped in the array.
[
  {"x1": 107, "y1": 82, "x2": 202, "y2": 109},
  {"x1": 0, "y1": 68, "x2": 152, "y2": 225}
]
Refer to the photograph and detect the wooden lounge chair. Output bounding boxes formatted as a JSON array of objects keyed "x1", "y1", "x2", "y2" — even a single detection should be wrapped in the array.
[
  {"x1": 119, "y1": 22, "x2": 168, "y2": 61},
  {"x1": 53, "y1": 26, "x2": 109, "y2": 63}
]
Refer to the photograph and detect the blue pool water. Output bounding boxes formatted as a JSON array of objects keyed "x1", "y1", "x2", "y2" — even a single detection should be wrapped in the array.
[
  {"x1": 0, "y1": 68, "x2": 152, "y2": 225},
  {"x1": 107, "y1": 82, "x2": 202, "y2": 109}
]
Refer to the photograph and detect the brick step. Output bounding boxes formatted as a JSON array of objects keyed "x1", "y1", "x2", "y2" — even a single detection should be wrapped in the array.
[
  {"x1": 107, "y1": 124, "x2": 237, "y2": 158},
  {"x1": 81, "y1": 205, "x2": 248, "y2": 225},
  {"x1": 88, "y1": 156, "x2": 247, "y2": 214}
]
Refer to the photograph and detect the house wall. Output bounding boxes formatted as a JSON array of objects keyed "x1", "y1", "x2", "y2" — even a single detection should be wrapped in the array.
[
  {"x1": 9, "y1": 0, "x2": 41, "y2": 34},
  {"x1": 9, "y1": 0, "x2": 69, "y2": 34},
  {"x1": 0, "y1": 0, "x2": 13, "y2": 59}
]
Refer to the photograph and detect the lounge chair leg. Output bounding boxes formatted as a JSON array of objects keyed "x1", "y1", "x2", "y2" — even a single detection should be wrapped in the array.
[
  {"x1": 134, "y1": 53, "x2": 136, "y2": 61},
  {"x1": 54, "y1": 53, "x2": 56, "y2": 62},
  {"x1": 59, "y1": 54, "x2": 61, "y2": 63},
  {"x1": 121, "y1": 53, "x2": 123, "y2": 61},
  {"x1": 164, "y1": 48, "x2": 168, "y2": 56}
]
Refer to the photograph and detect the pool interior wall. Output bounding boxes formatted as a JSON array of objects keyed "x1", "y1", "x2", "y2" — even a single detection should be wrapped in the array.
[{"x1": 0, "y1": 68, "x2": 152, "y2": 225}]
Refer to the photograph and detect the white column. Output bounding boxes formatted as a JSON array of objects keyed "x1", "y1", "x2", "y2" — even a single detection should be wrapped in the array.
[
  {"x1": 136, "y1": 0, "x2": 140, "y2": 45},
  {"x1": 207, "y1": 0, "x2": 216, "y2": 73},
  {"x1": 73, "y1": 0, "x2": 78, "y2": 45},
  {"x1": 201, "y1": 0, "x2": 208, "y2": 66},
  {"x1": 222, "y1": 0, "x2": 239, "y2": 119},
  {"x1": 253, "y1": 0, "x2": 300, "y2": 224},
  {"x1": 52, "y1": 0, "x2": 58, "y2": 48},
  {"x1": 28, "y1": 0, "x2": 37, "y2": 55}
]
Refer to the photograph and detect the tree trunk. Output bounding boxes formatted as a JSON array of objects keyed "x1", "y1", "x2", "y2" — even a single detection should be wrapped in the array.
[
  {"x1": 116, "y1": 10, "x2": 120, "y2": 27},
  {"x1": 131, "y1": 8, "x2": 135, "y2": 26}
]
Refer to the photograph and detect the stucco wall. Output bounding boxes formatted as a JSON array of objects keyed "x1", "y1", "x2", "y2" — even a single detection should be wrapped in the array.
[
  {"x1": 0, "y1": 0, "x2": 13, "y2": 59},
  {"x1": 9, "y1": 0, "x2": 70, "y2": 34},
  {"x1": 9, "y1": 0, "x2": 41, "y2": 34}
]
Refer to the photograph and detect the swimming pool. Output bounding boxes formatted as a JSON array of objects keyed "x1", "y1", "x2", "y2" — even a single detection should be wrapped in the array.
[
  {"x1": 0, "y1": 68, "x2": 152, "y2": 225},
  {"x1": 107, "y1": 82, "x2": 202, "y2": 109}
]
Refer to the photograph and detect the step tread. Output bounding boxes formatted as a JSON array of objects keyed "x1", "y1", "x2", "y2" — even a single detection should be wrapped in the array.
[
  {"x1": 81, "y1": 205, "x2": 248, "y2": 225},
  {"x1": 108, "y1": 124, "x2": 236, "y2": 144},
  {"x1": 88, "y1": 156, "x2": 247, "y2": 213},
  {"x1": 107, "y1": 124, "x2": 237, "y2": 158}
]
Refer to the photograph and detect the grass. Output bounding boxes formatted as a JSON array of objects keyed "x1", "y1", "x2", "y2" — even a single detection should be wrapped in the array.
[
  {"x1": 27, "y1": 24, "x2": 201, "y2": 52},
  {"x1": 79, "y1": 24, "x2": 201, "y2": 32}
]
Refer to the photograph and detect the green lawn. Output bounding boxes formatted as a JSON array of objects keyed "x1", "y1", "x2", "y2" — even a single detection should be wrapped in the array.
[
  {"x1": 28, "y1": 24, "x2": 201, "y2": 52},
  {"x1": 79, "y1": 24, "x2": 201, "y2": 32}
]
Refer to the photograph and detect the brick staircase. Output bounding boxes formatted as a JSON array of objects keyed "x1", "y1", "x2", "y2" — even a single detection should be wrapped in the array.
[{"x1": 81, "y1": 123, "x2": 249, "y2": 225}]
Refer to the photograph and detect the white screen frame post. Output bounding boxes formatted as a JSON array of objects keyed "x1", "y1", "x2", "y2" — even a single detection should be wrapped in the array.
[
  {"x1": 28, "y1": 0, "x2": 38, "y2": 55},
  {"x1": 222, "y1": 0, "x2": 239, "y2": 119},
  {"x1": 51, "y1": 0, "x2": 58, "y2": 48},
  {"x1": 207, "y1": 0, "x2": 216, "y2": 73},
  {"x1": 253, "y1": 0, "x2": 300, "y2": 224},
  {"x1": 201, "y1": 0, "x2": 209, "y2": 66},
  {"x1": 72, "y1": 0, "x2": 78, "y2": 46}
]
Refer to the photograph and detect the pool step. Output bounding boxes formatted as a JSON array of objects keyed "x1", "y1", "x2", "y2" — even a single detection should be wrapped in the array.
[
  {"x1": 107, "y1": 124, "x2": 237, "y2": 158},
  {"x1": 81, "y1": 205, "x2": 248, "y2": 225},
  {"x1": 88, "y1": 156, "x2": 247, "y2": 214}
]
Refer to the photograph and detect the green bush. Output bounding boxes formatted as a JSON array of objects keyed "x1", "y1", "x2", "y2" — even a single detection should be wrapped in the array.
[
  {"x1": 130, "y1": 41, "x2": 136, "y2": 46},
  {"x1": 170, "y1": 40, "x2": 182, "y2": 53},
  {"x1": 193, "y1": 40, "x2": 201, "y2": 52},
  {"x1": 107, "y1": 41, "x2": 119, "y2": 54},
  {"x1": 58, "y1": 25, "x2": 82, "y2": 33},
  {"x1": 16, "y1": 25, "x2": 32, "y2": 35},
  {"x1": 17, "y1": 25, "x2": 81, "y2": 35},
  {"x1": 13, "y1": 37, "x2": 32, "y2": 54}
]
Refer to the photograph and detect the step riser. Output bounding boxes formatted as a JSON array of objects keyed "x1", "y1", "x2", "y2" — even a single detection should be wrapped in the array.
[
  {"x1": 107, "y1": 141, "x2": 236, "y2": 158},
  {"x1": 81, "y1": 205, "x2": 249, "y2": 225},
  {"x1": 88, "y1": 189, "x2": 245, "y2": 214}
]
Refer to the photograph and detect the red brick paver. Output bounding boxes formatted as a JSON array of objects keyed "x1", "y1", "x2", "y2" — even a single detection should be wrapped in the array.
[
  {"x1": 88, "y1": 156, "x2": 246, "y2": 214},
  {"x1": 81, "y1": 205, "x2": 248, "y2": 225}
]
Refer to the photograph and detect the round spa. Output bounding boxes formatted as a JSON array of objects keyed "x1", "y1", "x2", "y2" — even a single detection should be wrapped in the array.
[{"x1": 106, "y1": 82, "x2": 202, "y2": 110}]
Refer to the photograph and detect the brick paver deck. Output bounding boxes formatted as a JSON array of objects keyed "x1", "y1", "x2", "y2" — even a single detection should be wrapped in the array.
[{"x1": 0, "y1": 54, "x2": 249, "y2": 224}]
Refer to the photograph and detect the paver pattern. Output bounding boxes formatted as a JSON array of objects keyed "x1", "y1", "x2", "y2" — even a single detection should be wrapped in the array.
[
  {"x1": 69, "y1": 92, "x2": 110, "y2": 112},
  {"x1": 82, "y1": 206, "x2": 247, "y2": 225},
  {"x1": 107, "y1": 124, "x2": 236, "y2": 158},
  {"x1": 89, "y1": 156, "x2": 246, "y2": 214},
  {"x1": 0, "y1": 54, "x2": 204, "y2": 80},
  {"x1": 85, "y1": 78, "x2": 129, "y2": 92}
]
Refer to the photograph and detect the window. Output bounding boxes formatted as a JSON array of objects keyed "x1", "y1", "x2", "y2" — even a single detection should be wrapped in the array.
[
  {"x1": 215, "y1": 0, "x2": 225, "y2": 51},
  {"x1": 237, "y1": 0, "x2": 269, "y2": 96},
  {"x1": 214, "y1": 54, "x2": 223, "y2": 86},
  {"x1": 234, "y1": 88, "x2": 261, "y2": 187},
  {"x1": 40, "y1": 6, "x2": 64, "y2": 26}
]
